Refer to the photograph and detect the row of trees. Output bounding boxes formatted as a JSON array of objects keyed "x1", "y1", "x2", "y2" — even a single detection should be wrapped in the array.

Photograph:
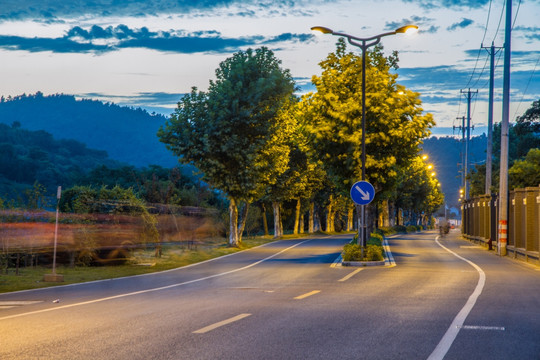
[
  {"x1": 469, "y1": 99, "x2": 540, "y2": 195},
  {"x1": 159, "y1": 41, "x2": 443, "y2": 247}
]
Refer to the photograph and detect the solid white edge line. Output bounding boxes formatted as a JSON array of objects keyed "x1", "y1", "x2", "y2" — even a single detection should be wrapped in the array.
[
  {"x1": 0, "y1": 239, "x2": 313, "y2": 321},
  {"x1": 427, "y1": 235, "x2": 486, "y2": 360},
  {"x1": 193, "y1": 313, "x2": 251, "y2": 334}
]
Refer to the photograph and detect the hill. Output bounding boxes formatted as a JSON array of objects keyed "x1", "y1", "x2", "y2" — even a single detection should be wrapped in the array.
[
  {"x1": 0, "y1": 122, "x2": 123, "y2": 198},
  {"x1": 0, "y1": 92, "x2": 178, "y2": 167},
  {"x1": 422, "y1": 134, "x2": 487, "y2": 210}
]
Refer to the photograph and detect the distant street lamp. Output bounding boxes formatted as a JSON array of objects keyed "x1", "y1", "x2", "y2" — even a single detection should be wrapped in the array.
[{"x1": 311, "y1": 25, "x2": 418, "y2": 248}]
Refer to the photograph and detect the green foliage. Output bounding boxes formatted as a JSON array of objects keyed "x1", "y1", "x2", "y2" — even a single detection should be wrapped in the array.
[
  {"x1": 469, "y1": 99, "x2": 540, "y2": 194},
  {"x1": 0, "y1": 92, "x2": 176, "y2": 167},
  {"x1": 406, "y1": 225, "x2": 418, "y2": 233},
  {"x1": 59, "y1": 185, "x2": 142, "y2": 214},
  {"x1": 508, "y1": 148, "x2": 540, "y2": 188},
  {"x1": 392, "y1": 225, "x2": 407, "y2": 233},
  {"x1": 24, "y1": 181, "x2": 48, "y2": 209},
  {"x1": 342, "y1": 243, "x2": 383, "y2": 261},
  {"x1": 304, "y1": 39, "x2": 434, "y2": 196},
  {"x1": 0, "y1": 122, "x2": 120, "y2": 197},
  {"x1": 158, "y1": 47, "x2": 296, "y2": 246}
]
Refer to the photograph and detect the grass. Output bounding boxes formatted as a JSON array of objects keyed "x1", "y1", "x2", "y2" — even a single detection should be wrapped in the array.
[{"x1": 0, "y1": 236, "x2": 277, "y2": 294}]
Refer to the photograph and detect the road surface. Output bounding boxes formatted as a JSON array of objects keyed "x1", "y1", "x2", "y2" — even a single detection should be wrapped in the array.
[{"x1": 1, "y1": 230, "x2": 539, "y2": 359}]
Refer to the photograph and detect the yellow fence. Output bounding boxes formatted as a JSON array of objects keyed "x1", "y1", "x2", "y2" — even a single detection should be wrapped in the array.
[{"x1": 461, "y1": 185, "x2": 540, "y2": 265}]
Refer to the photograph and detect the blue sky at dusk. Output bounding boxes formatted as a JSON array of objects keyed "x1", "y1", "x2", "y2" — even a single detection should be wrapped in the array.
[{"x1": 0, "y1": 0, "x2": 538, "y2": 135}]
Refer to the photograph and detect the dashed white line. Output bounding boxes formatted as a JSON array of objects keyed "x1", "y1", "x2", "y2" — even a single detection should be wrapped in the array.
[
  {"x1": 338, "y1": 268, "x2": 364, "y2": 282},
  {"x1": 193, "y1": 313, "x2": 251, "y2": 334},
  {"x1": 294, "y1": 290, "x2": 320, "y2": 300},
  {"x1": 459, "y1": 325, "x2": 505, "y2": 331}
]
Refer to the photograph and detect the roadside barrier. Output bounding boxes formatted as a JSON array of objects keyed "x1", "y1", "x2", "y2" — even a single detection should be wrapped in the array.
[{"x1": 461, "y1": 185, "x2": 540, "y2": 265}]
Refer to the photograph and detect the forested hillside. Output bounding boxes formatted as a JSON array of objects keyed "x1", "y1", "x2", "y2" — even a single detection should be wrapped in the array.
[
  {"x1": 422, "y1": 134, "x2": 487, "y2": 207},
  {"x1": 0, "y1": 122, "x2": 122, "y2": 198},
  {"x1": 0, "y1": 92, "x2": 177, "y2": 167}
]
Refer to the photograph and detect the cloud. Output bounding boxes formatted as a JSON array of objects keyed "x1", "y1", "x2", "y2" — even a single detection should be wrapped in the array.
[
  {"x1": 0, "y1": 24, "x2": 314, "y2": 54},
  {"x1": 385, "y1": 16, "x2": 439, "y2": 34},
  {"x1": 0, "y1": 0, "x2": 317, "y2": 22},
  {"x1": 401, "y1": 0, "x2": 490, "y2": 10},
  {"x1": 447, "y1": 18, "x2": 474, "y2": 31}
]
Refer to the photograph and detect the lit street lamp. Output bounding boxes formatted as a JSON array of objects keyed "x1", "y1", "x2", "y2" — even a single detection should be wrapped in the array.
[{"x1": 311, "y1": 24, "x2": 418, "y2": 248}]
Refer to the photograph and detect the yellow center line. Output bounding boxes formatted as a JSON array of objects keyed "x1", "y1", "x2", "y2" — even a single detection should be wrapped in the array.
[
  {"x1": 294, "y1": 290, "x2": 321, "y2": 300},
  {"x1": 338, "y1": 268, "x2": 364, "y2": 282},
  {"x1": 193, "y1": 313, "x2": 251, "y2": 334}
]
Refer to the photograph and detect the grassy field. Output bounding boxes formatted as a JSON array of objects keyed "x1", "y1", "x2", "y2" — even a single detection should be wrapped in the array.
[{"x1": 0, "y1": 236, "x2": 281, "y2": 294}]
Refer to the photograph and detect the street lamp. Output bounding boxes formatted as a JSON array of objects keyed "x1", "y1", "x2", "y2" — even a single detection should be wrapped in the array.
[{"x1": 311, "y1": 24, "x2": 418, "y2": 248}]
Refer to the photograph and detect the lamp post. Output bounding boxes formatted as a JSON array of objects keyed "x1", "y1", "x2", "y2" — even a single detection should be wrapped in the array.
[{"x1": 311, "y1": 25, "x2": 418, "y2": 248}]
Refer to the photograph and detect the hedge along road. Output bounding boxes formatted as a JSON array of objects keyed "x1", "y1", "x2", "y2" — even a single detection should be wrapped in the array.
[{"x1": 0, "y1": 231, "x2": 539, "y2": 359}]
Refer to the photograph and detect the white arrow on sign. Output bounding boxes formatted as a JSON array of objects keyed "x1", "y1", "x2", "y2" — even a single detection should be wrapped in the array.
[{"x1": 355, "y1": 185, "x2": 370, "y2": 201}]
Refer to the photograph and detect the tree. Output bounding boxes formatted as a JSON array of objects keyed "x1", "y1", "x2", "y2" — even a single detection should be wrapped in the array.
[
  {"x1": 303, "y1": 39, "x2": 434, "y2": 234},
  {"x1": 304, "y1": 40, "x2": 434, "y2": 196},
  {"x1": 469, "y1": 99, "x2": 540, "y2": 195},
  {"x1": 158, "y1": 47, "x2": 295, "y2": 247},
  {"x1": 508, "y1": 148, "x2": 540, "y2": 188}
]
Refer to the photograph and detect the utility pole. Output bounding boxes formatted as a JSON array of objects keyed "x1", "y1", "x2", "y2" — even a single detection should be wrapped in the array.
[
  {"x1": 482, "y1": 42, "x2": 503, "y2": 195},
  {"x1": 498, "y1": 0, "x2": 512, "y2": 256},
  {"x1": 460, "y1": 88, "x2": 478, "y2": 199},
  {"x1": 454, "y1": 117, "x2": 466, "y2": 193}
]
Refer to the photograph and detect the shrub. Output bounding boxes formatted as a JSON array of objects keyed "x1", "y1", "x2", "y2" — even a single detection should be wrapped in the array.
[
  {"x1": 365, "y1": 244, "x2": 384, "y2": 261},
  {"x1": 392, "y1": 225, "x2": 407, "y2": 233},
  {"x1": 342, "y1": 242, "x2": 384, "y2": 262},
  {"x1": 406, "y1": 225, "x2": 418, "y2": 233}
]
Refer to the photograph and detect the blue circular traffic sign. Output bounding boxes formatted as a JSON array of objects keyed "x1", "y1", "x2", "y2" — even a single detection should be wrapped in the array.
[{"x1": 350, "y1": 181, "x2": 375, "y2": 205}]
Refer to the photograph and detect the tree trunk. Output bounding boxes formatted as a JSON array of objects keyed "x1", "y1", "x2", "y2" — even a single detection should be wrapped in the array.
[
  {"x1": 299, "y1": 213, "x2": 305, "y2": 234},
  {"x1": 325, "y1": 195, "x2": 334, "y2": 233},
  {"x1": 293, "y1": 199, "x2": 301, "y2": 235},
  {"x1": 272, "y1": 202, "x2": 282, "y2": 238},
  {"x1": 261, "y1": 203, "x2": 269, "y2": 236},
  {"x1": 237, "y1": 202, "x2": 250, "y2": 243},
  {"x1": 347, "y1": 203, "x2": 354, "y2": 231},
  {"x1": 308, "y1": 201, "x2": 315, "y2": 233},
  {"x1": 229, "y1": 197, "x2": 239, "y2": 247}
]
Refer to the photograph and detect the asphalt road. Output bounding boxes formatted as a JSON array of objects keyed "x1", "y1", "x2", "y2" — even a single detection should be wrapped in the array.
[{"x1": 1, "y1": 230, "x2": 539, "y2": 360}]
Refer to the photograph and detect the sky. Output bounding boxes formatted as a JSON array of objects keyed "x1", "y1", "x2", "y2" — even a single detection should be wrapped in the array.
[{"x1": 0, "y1": 0, "x2": 539, "y2": 136}]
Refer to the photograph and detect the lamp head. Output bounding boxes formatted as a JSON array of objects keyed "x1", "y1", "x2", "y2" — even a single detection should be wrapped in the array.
[
  {"x1": 395, "y1": 25, "x2": 418, "y2": 34},
  {"x1": 311, "y1": 26, "x2": 334, "y2": 34}
]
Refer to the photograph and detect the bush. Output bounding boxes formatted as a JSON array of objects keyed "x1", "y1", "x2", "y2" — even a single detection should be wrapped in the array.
[
  {"x1": 392, "y1": 225, "x2": 407, "y2": 233},
  {"x1": 377, "y1": 227, "x2": 395, "y2": 236},
  {"x1": 342, "y1": 242, "x2": 384, "y2": 262},
  {"x1": 406, "y1": 225, "x2": 418, "y2": 233}
]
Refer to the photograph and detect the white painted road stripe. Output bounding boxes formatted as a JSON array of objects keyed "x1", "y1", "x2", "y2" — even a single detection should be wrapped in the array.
[
  {"x1": 294, "y1": 290, "x2": 320, "y2": 300},
  {"x1": 0, "y1": 239, "x2": 313, "y2": 322},
  {"x1": 338, "y1": 268, "x2": 364, "y2": 282},
  {"x1": 459, "y1": 325, "x2": 505, "y2": 331},
  {"x1": 0, "y1": 301, "x2": 43, "y2": 306},
  {"x1": 427, "y1": 236, "x2": 486, "y2": 360},
  {"x1": 193, "y1": 313, "x2": 251, "y2": 334},
  {"x1": 383, "y1": 237, "x2": 396, "y2": 267}
]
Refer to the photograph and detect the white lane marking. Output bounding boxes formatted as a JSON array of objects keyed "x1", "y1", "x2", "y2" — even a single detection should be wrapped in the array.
[
  {"x1": 331, "y1": 253, "x2": 343, "y2": 268},
  {"x1": 459, "y1": 325, "x2": 505, "y2": 331},
  {"x1": 193, "y1": 313, "x2": 251, "y2": 334},
  {"x1": 0, "y1": 240, "x2": 313, "y2": 322},
  {"x1": 427, "y1": 236, "x2": 486, "y2": 360},
  {"x1": 0, "y1": 301, "x2": 42, "y2": 306},
  {"x1": 294, "y1": 290, "x2": 321, "y2": 300},
  {"x1": 338, "y1": 268, "x2": 364, "y2": 282},
  {"x1": 383, "y1": 237, "x2": 396, "y2": 267}
]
